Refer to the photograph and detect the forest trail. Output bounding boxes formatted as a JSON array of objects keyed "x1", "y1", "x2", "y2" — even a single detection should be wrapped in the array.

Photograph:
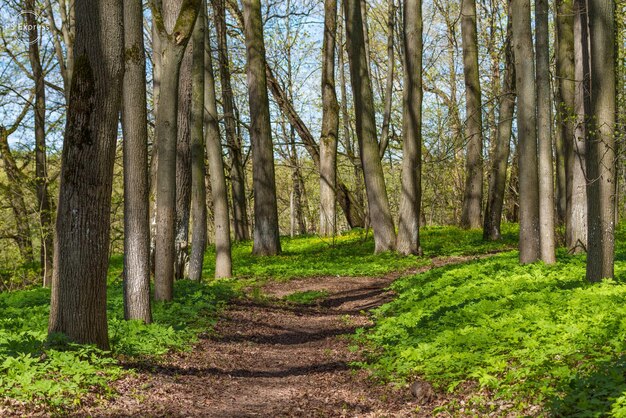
[{"x1": 82, "y1": 256, "x2": 481, "y2": 417}]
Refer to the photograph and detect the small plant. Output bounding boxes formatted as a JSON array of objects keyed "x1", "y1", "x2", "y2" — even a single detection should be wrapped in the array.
[{"x1": 283, "y1": 290, "x2": 329, "y2": 305}]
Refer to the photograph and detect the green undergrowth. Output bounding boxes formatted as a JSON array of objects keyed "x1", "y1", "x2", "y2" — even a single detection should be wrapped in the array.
[
  {"x1": 0, "y1": 257, "x2": 236, "y2": 410},
  {"x1": 202, "y1": 224, "x2": 518, "y2": 286},
  {"x1": 358, "y1": 226, "x2": 626, "y2": 416},
  {"x1": 282, "y1": 290, "x2": 329, "y2": 305}
]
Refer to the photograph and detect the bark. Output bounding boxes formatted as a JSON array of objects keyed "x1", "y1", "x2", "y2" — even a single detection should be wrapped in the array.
[
  {"x1": 569, "y1": 0, "x2": 589, "y2": 253},
  {"x1": 319, "y1": 0, "x2": 340, "y2": 237},
  {"x1": 0, "y1": 127, "x2": 33, "y2": 264},
  {"x1": 204, "y1": 11, "x2": 232, "y2": 278},
  {"x1": 243, "y1": 0, "x2": 281, "y2": 256},
  {"x1": 174, "y1": 42, "x2": 193, "y2": 280},
  {"x1": 212, "y1": 0, "x2": 250, "y2": 242},
  {"x1": 153, "y1": 0, "x2": 203, "y2": 301},
  {"x1": 188, "y1": 2, "x2": 207, "y2": 282},
  {"x1": 555, "y1": 0, "x2": 575, "y2": 229},
  {"x1": 396, "y1": 0, "x2": 423, "y2": 256},
  {"x1": 378, "y1": 0, "x2": 395, "y2": 159},
  {"x1": 48, "y1": 0, "x2": 124, "y2": 349},
  {"x1": 586, "y1": 0, "x2": 616, "y2": 281},
  {"x1": 536, "y1": 0, "x2": 556, "y2": 263},
  {"x1": 459, "y1": 0, "x2": 484, "y2": 229},
  {"x1": 43, "y1": 0, "x2": 75, "y2": 99},
  {"x1": 344, "y1": 0, "x2": 396, "y2": 252},
  {"x1": 511, "y1": 0, "x2": 540, "y2": 263},
  {"x1": 122, "y1": 0, "x2": 152, "y2": 322},
  {"x1": 25, "y1": 0, "x2": 53, "y2": 284},
  {"x1": 484, "y1": 15, "x2": 515, "y2": 241}
]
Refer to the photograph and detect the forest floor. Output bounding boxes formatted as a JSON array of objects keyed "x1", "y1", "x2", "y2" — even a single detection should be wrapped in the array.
[{"x1": 80, "y1": 256, "x2": 483, "y2": 417}]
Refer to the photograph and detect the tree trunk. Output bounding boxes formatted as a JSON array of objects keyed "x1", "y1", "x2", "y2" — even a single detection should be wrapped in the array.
[
  {"x1": 484, "y1": 14, "x2": 515, "y2": 241},
  {"x1": 511, "y1": 0, "x2": 540, "y2": 263},
  {"x1": 586, "y1": 0, "x2": 616, "y2": 281},
  {"x1": 188, "y1": 2, "x2": 207, "y2": 282},
  {"x1": 212, "y1": 0, "x2": 250, "y2": 242},
  {"x1": 536, "y1": 0, "x2": 556, "y2": 263},
  {"x1": 344, "y1": 0, "x2": 396, "y2": 252},
  {"x1": 25, "y1": 0, "x2": 53, "y2": 284},
  {"x1": 459, "y1": 0, "x2": 484, "y2": 229},
  {"x1": 48, "y1": 0, "x2": 124, "y2": 349},
  {"x1": 204, "y1": 12, "x2": 233, "y2": 278},
  {"x1": 569, "y1": 0, "x2": 589, "y2": 253},
  {"x1": 243, "y1": 0, "x2": 281, "y2": 255},
  {"x1": 121, "y1": 0, "x2": 152, "y2": 323},
  {"x1": 174, "y1": 42, "x2": 193, "y2": 281},
  {"x1": 319, "y1": 0, "x2": 340, "y2": 237},
  {"x1": 153, "y1": 0, "x2": 203, "y2": 301},
  {"x1": 378, "y1": 0, "x2": 395, "y2": 159},
  {"x1": 555, "y1": 0, "x2": 575, "y2": 228},
  {"x1": 396, "y1": 0, "x2": 422, "y2": 256}
]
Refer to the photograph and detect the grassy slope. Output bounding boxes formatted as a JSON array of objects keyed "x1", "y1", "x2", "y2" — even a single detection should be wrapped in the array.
[{"x1": 360, "y1": 226, "x2": 626, "y2": 417}]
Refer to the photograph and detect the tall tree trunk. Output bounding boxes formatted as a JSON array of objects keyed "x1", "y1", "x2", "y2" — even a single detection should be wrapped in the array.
[
  {"x1": 484, "y1": 14, "x2": 515, "y2": 241},
  {"x1": 536, "y1": 0, "x2": 556, "y2": 263},
  {"x1": 379, "y1": 0, "x2": 395, "y2": 159},
  {"x1": 153, "y1": 0, "x2": 203, "y2": 301},
  {"x1": 204, "y1": 9, "x2": 232, "y2": 278},
  {"x1": 555, "y1": 0, "x2": 575, "y2": 229},
  {"x1": 511, "y1": 0, "x2": 540, "y2": 263},
  {"x1": 188, "y1": 2, "x2": 207, "y2": 282},
  {"x1": 459, "y1": 0, "x2": 484, "y2": 229},
  {"x1": 396, "y1": 0, "x2": 422, "y2": 255},
  {"x1": 174, "y1": 43, "x2": 193, "y2": 280},
  {"x1": 212, "y1": 0, "x2": 250, "y2": 242},
  {"x1": 243, "y1": 0, "x2": 281, "y2": 255},
  {"x1": 586, "y1": 0, "x2": 616, "y2": 281},
  {"x1": 569, "y1": 0, "x2": 589, "y2": 253},
  {"x1": 319, "y1": 0, "x2": 340, "y2": 237},
  {"x1": 0, "y1": 127, "x2": 33, "y2": 264},
  {"x1": 48, "y1": 0, "x2": 124, "y2": 349},
  {"x1": 121, "y1": 0, "x2": 152, "y2": 323},
  {"x1": 25, "y1": 0, "x2": 53, "y2": 284},
  {"x1": 344, "y1": 0, "x2": 396, "y2": 252}
]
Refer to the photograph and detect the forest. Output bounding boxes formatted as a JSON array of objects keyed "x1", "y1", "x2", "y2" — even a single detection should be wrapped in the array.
[{"x1": 0, "y1": 0, "x2": 625, "y2": 415}]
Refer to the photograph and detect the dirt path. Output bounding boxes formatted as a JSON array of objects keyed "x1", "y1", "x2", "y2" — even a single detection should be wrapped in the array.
[{"x1": 81, "y1": 256, "x2": 480, "y2": 417}]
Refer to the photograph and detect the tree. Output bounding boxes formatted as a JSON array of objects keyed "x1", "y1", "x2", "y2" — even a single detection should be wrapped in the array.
[
  {"x1": 25, "y1": 0, "x2": 53, "y2": 285},
  {"x1": 243, "y1": 0, "x2": 282, "y2": 256},
  {"x1": 204, "y1": 3, "x2": 232, "y2": 278},
  {"x1": 378, "y1": 0, "x2": 395, "y2": 159},
  {"x1": 344, "y1": 0, "x2": 396, "y2": 252},
  {"x1": 48, "y1": 0, "x2": 124, "y2": 349},
  {"x1": 188, "y1": 2, "x2": 208, "y2": 282},
  {"x1": 319, "y1": 0, "x2": 340, "y2": 237},
  {"x1": 484, "y1": 13, "x2": 515, "y2": 241},
  {"x1": 459, "y1": 0, "x2": 484, "y2": 229},
  {"x1": 536, "y1": 0, "x2": 556, "y2": 263},
  {"x1": 212, "y1": 0, "x2": 250, "y2": 242},
  {"x1": 511, "y1": 0, "x2": 540, "y2": 263},
  {"x1": 586, "y1": 0, "x2": 616, "y2": 281},
  {"x1": 121, "y1": 0, "x2": 152, "y2": 323},
  {"x1": 152, "y1": 0, "x2": 202, "y2": 301},
  {"x1": 396, "y1": 0, "x2": 423, "y2": 256}
]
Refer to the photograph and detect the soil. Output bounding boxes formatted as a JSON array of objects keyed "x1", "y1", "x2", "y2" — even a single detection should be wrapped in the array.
[{"x1": 74, "y1": 255, "x2": 488, "y2": 417}]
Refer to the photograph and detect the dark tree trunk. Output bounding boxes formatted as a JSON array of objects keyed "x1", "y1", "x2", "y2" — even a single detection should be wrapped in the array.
[
  {"x1": 378, "y1": 0, "x2": 395, "y2": 159},
  {"x1": 243, "y1": 0, "x2": 281, "y2": 255},
  {"x1": 212, "y1": 0, "x2": 250, "y2": 242},
  {"x1": 188, "y1": 2, "x2": 208, "y2": 282},
  {"x1": 396, "y1": 0, "x2": 423, "y2": 256},
  {"x1": 121, "y1": 0, "x2": 152, "y2": 322},
  {"x1": 344, "y1": 0, "x2": 396, "y2": 252},
  {"x1": 204, "y1": 8, "x2": 232, "y2": 278},
  {"x1": 459, "y1": 0, "x2": 484, "y2": 229},
  {"x1": 48, "y1": 0, "x2": 124, "y2": 349},
  {"x1": 484, "y1": 14, "x2": 515, "y2": 241}
]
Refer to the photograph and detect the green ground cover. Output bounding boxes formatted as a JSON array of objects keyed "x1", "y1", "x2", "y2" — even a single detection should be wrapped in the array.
[{"x1": 359, "y1": 226, "x2": 626, "y2": 416}]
